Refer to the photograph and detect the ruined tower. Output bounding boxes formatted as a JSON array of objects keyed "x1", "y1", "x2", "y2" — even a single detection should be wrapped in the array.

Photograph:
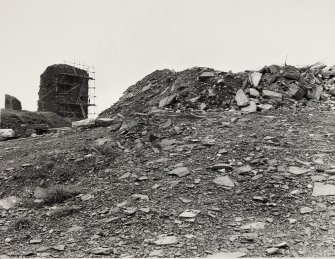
[{"x1": 37, "y1": 64, "x2": 95, "y2": 120}]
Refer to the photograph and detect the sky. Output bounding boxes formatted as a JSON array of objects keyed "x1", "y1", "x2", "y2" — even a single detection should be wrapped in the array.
[{"x1": 1, "y1": 0, "x2": 335, "y2": 114}]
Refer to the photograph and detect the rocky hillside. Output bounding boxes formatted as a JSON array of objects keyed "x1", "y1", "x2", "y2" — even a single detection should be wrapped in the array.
[
  {"x1": 100, "y1": 63, "x2": 335, "y2": 118},
  {"x1": 1, "y1": 63, "x2": 335, "y2": 258}
]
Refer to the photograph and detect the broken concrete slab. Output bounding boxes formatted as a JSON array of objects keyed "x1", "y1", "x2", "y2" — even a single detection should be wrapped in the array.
[
  {"x1": 235, "y1": 89, "x2": 249, "y2": 107},
  {"x1": 312, "y1": 182, "x2": 335, "y2": 196}
]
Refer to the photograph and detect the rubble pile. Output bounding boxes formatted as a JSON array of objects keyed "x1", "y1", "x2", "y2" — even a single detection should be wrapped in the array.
[
  {"x1": 100, "y1": 63, "x2": 335, "y2": 118},
  {"x1": 5, "y1": 95, "x2": 22, "y2": 110}
]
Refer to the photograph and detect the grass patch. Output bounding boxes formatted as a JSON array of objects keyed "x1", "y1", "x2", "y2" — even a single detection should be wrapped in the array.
[
  {"x1": 12, "y1": 217, "x2": 33, "y2": 230},
  {"x1": 43, "y1": 185, "x2": 80, "y2": 205}
]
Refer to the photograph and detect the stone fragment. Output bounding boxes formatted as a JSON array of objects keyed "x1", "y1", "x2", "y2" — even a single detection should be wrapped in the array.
[
  {"x1": 208, "y1": 252, "x2": 246, "y2": 258},
  {"x1": 131, "y1": 194, "x2": 149, "y2": 201},
  {"x1": 240, "y1": 222, "x2": 266, "y2": 230},
  {"x1": 149, "y1": 250, "x2": 164, "y2": 257},
  {"x1": 179, "y1": 210, "x2": 200, "y2": 218},
  {"x1": 262, "y1": 90, "x2": 282, "y2": 99},
  {"x1": 211, "y1": 163, "x2": 233, "y2": 170},
  {"x1": 34, "y1": 187, "x2": 48, "y2": 199},
  {"x1": 312, "y1": 183, "x2": 335, "y2": 196},
  {"x1": 94, "y1": 118, "x2": 115, "y2": 127},
  {"x1": 236, "y1": 165, "x2": 252, "y2": 174},
  {"x1": 249, "y1": 88, "x2": 260, "y2": 97},
  {"x1": 168, "y1": 167, "x2": 190, "y2": 177},
  {"x1": 249, "y1": 72, "x2": 262, "y2": 87},
  {"x1": 257, "y1": 104, "x2": 273, "y2": 110},
  {"x1": 198, "y1": 71, "x2": 215, "y2": 81},
  {"x1": 81, "y1": 194, "x2": 94, "y2": 201},
  {"x1": 0, "y1": 196, "x2": 21, "y2": 210},
  {"x1": 288, "y1": 84, "x2": 305, "y2": 100},
  {"x1": 154, "y1": 235, "x2": 178, "y2": 245},
  {"x1": 329, "y1": 86, "x2": 335, "y2": 96},
  {"x1": 235, "y1": 89, "x2": 249, "y2": 107},
  {"x1": 300, "y1": 207, "x2": 313, "y2": 214},
  {"x1": 201, "y1": 138, "x2": 216, "y2": 146},
  {"x1": 92, "y1": 138, "x2": 117, "y2": 155},
  {"x1": 159, "y1": 94, "x2": 176, "y2": 108},
  {"x1": 67, "y1": 225, "x2": 84, "y2": 232},
  {"x1": 52, "y1": 244, "x2": 65, "y2": 251},
  {"x1": 311, "y1": 175, "x2": 326, "y2": 182},
  {"x1": 241, "y1": 101, "x2": 257, "y2": 113},
  {"x1": 124, "y1": 207, "x2": 137, "y2": 215},
  {"x1": 274, "y1": 242, "x2": 288, "y2": 248},
  {"x1": 307, "y1": 85, "x2": 323, "y2": 100},
  {"x1": 142, "y1": 84, "x2": 151, "y2": 92},
  {"x1": 91, "y1": 247, "x2": 111, "y2": 255},
  {"x1": 288, "y1": 166, "x2": 309, "y2": 175},
  {"x1": 266, "y1": 247, "x2": 280, "y2": 255},
  {"x1": 0, "y1": 129, "x2": 15, "y2": 140},
  {"x1": 213, "y1": 176, "x2": 235, "y2": 188},
  {"x1": 72, "y1": 118, "x2": 96, "y2": 128},
  {"x1": 29, "y1": 239, "x2": 42, "y2": 244}
]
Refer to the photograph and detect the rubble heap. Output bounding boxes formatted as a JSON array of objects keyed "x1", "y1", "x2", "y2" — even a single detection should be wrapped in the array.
[
  {"x1": 100, "y1": 63, "x2": 335, "y2": 118},
  {"x1": 5, "y1": 94, "x2": 22, "y2": 110}
]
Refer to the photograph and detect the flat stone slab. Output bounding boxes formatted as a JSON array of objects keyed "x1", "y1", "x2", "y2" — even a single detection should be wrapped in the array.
[
  {"x1": 312, "y1": 182, "x2": 335, "y2": 196},
  {"x1": 208, "y1": 251, "x2": 246, "y2": 258},
  {"x1": 288, "y1": 166, "x2": 309, "y2": 175},
  {"x1": 213, "y1": 176, "x2": 235, "y2": 187},
  {"x1": 168, "y1": 167, "x2": 190, "y2": 177}
]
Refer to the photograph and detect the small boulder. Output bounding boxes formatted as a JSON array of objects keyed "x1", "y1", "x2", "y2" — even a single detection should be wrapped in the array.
[{"x1": 0, "y1": 129, "x2": 15, "y2": 141}]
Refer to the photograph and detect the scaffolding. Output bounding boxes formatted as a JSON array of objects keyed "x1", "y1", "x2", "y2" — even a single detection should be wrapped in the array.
[{"x1": 55, "y1": 61, "x2": 96, "y2": 119}]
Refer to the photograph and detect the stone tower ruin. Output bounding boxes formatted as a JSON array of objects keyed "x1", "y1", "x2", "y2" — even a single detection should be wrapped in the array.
[{"x1": 38, "y1": 64, "x2": 95, "y2": 120}]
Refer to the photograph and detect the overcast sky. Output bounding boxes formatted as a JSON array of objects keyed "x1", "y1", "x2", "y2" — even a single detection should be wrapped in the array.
[{"x1": 1, "y1": 0, "x2": 335, "y2": 114}]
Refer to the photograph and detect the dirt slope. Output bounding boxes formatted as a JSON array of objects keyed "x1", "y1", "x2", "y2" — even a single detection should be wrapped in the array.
[{"x1": 1, "y1": 105, "x2": 335, "y2": 257}]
